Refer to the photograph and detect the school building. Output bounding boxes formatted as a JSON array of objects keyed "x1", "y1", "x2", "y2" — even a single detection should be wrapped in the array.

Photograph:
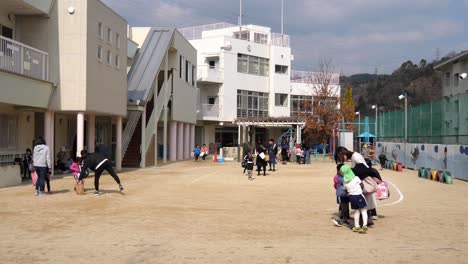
[
  {"x1": 0, "y1": 0, "x2": 127, "y2": 187},
  {"x1": 179, "y1": 23, "x2": 340, "y2": 152}
]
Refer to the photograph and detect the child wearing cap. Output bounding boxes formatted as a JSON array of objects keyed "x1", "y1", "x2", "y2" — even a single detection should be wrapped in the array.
[{"x1": 342, "y1": 164, "x2": 368, "y2": 233}]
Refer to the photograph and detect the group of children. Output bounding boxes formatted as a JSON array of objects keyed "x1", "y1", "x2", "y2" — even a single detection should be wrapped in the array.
[
  {"x1": 193, "y1": 144, "x2": 209, "y2": 161},
  {"x1": 333, "y1": 146, "x2": 388, "y2": 234}
]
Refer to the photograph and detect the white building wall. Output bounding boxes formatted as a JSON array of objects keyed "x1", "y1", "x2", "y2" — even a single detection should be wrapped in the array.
[{"x1": 269, "y1": 45, "x2": 292, "y2": 117}]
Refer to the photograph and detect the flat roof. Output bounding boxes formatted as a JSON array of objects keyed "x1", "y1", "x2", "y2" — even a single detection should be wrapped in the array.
[{"x1": 434, "y1": 51, "x2": 468, "y2": 70}]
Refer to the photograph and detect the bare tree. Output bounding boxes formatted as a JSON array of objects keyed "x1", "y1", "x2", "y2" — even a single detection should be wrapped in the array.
[{"x1": 303, "y1": 59, "x2": 341, "y2": 152}]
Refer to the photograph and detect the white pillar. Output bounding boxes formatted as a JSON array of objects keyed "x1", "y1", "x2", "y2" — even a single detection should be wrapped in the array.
[
  {"x1": 163, "y1": 50, "x2": 169, "y2": 163},
  {"x1": 296, "y1": 125, "x2": 301, "y2": 144},
  {"x1": 77, "y1": 112, "x2": 84, "y2": 157},
  {"x1": 154, "y1": 120, "x2": 158, "y2": 167},
  {"x1": 177, "y1": 122, "x2": 184, "y2": 160},
  {"x1": 44, "y1": 111, "x2": 54, "y2": 174},
  {"x1": 184, "y1": 123, "x2": 190, "y2": 159},
  {"x1": 242, "y1": 126, "x2": 246, "y2": 145},
  {"x1": 116, "y1": 116, "x2": 122, "y2": 171},
  {"x1": 141, "y1": 108, "x2": 146, "y2": 168},
  {"x1": 169, "y1": 121, "x2": 177, "y2": 161},
  {"x1": 87, "y1": 113, "x2": 95, "y2": 153},
  {"x1": 190, "y1": 124, "x2": 195, "y2": 154}
]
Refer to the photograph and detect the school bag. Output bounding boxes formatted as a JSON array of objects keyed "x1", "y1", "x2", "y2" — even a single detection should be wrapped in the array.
[{"x1": 361, "y1": 177, "x2": 378, "y2": 194}]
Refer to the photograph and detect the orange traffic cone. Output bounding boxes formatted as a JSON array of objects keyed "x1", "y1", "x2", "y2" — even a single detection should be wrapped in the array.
[{"x1": 213, "y1": 151, "x2": 218, "y2": 162}]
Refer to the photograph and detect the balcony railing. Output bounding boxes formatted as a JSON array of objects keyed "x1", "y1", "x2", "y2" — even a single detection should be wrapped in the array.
[
  {"x1": 0, "y1": 35, "x2": 49, "y2": 81},
  {"x1": 197, "y1": 65, "x2": 223, "y2": 83},
  {"x1": 198, "y1": 104, "x2": 220, "y2": 120},
  {"x1": 291, "y1": 70, "x2": 340, "y2": 85},
  {"x1": 179, "y1": 22, "x2": 290, "y2": 47}
]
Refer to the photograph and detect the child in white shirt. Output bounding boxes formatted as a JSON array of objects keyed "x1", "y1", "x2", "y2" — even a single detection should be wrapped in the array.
[{"x1": 341, "y1": 164, "x2": 368, "y2": 233}]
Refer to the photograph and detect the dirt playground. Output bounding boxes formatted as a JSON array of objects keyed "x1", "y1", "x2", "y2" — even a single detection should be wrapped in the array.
[{"x1": 0, "y1": 160, "x2": 467, "y2": 264}]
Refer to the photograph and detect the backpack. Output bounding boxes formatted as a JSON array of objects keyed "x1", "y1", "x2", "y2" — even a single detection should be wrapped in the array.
[{"x1": 361, "y1": 177, "x2": 378, "y2": 194}]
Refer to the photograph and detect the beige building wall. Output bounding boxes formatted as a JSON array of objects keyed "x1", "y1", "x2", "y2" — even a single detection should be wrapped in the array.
[
  {"x1": 86, "y1": 0, "x2": 127, "y2": 116},
  {"x1": 15, "y1": 0, "x2": 127, "y2": 116}
]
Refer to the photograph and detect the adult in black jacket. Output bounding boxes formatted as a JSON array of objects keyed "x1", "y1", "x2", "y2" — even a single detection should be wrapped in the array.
[
  {"x1": 78, "y1": 150, "x2": 124, "y2": 195},
  {"x1": 255, "y1": 141, "x2": 267, "y2": 176}
]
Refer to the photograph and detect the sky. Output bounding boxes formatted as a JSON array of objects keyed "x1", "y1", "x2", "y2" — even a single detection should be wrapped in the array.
[{"x1": 102, "y1": 0, "x2": 468, "y2": 75}]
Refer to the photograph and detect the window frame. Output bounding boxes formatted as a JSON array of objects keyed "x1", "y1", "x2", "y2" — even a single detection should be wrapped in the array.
[
  {"x1": 114, "y1": 54, "x2": 120, "y2": 69},
  {"x1": 275, "y1": 93, "x2": 288, "y2": 107},
  {"x1": 98, "y1": 22, "x2": 103, "y2": 39},
  {"x1": 106, "y1": 50, "x2": 112, "y2": 65},
  {"x1": 97, "y1": 46, "x2": 103, "y2": 62},
  {"x1": 107, "y1": 27, "x2": 112, "y2": 43},
  {"x1": 115, "y1": 33, "x2": 120, "y2": 48},
  {"x1": 275, "y1": 64, "x2": 288, "y2": 74}
]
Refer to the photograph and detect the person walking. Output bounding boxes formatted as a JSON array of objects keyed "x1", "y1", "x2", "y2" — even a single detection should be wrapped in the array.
[
  {"x1": 78, "y1": 150, "x2": 124, "y2": 195},
  {"x1": 255, "y1": 140, "x2": 267, "y2": 176},
  {"x1": 267, "y1": 139, "x2": 278, "y2": 171},
  {"x1": 33, "y1": 137, "x2": 52, "y2": 196}
]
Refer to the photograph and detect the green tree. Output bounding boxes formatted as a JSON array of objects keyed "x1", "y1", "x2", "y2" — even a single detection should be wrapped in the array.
[{"x1": 341, "y1": 87, "x2": 355, "y2": 130}]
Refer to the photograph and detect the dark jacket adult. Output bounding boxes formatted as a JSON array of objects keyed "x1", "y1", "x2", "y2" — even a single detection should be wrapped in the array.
[{"x1": 79, "y1": 152, "x2": 108, "y2": 179}]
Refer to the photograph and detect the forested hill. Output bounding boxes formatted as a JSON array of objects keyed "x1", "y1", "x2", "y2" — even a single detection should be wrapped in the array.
[{"x1": 341, "y1": 59, "x2": 446, "y2": 116}]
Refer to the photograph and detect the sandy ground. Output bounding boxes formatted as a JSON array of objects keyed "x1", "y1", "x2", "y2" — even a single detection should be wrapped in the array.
[{"x1": 0, "y1": 160, "x2": 467, "y2": 264}]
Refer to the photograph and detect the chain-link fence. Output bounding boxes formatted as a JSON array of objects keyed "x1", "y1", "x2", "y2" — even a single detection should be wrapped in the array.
[{"x1": 360, "y1": 93, "x2": 468, "y2": 144}]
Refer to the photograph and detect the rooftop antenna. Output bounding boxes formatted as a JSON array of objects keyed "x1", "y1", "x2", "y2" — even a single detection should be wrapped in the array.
[
  {"x1": 281, "y1": 0, "x2": 284, "y2": 35},
  {"x1": 239, "y1": 0, "x2": 242, "y2": 37}
]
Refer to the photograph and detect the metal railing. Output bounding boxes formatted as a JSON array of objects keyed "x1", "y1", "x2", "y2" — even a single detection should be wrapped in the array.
[
  {"x1": 0, "y1": 35, "x2": 49, "y2": 81},
  {"x1": 197, "y1": 65, "x2": 223, "y2": 83},
  {"x1": 198, "y1": 104, "x2": 220, "y2": 119},
  {"x1": 0, "y1": 152, "x2": 23, "y2": 167},
  {"x1": 179, "y1": 22, "x2": 290, "y2": 47},
  {"x1": 291, "y1": 70, "x2": 340, "y2": 85}
]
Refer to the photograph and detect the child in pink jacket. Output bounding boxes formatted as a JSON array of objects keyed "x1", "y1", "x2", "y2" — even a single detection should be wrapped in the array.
[{"x1": 70, "y1": 157, "x2": 84, "y2": 185}]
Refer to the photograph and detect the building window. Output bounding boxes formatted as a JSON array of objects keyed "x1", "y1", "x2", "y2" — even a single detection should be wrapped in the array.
[
  {"x1": 0, "y1": 114, "x2": 17, "y2": 149},
  {"x1": 185, "y1": 60, "x2": 189, "y2": 82},
  {"x1": 454, "y1": 73, "x2": 459, "y2": 87},
  {"x1": 291, "y1": 95, "x2": 313, "y2": 116},
  {"x1": 445, "y1": 72, "x2": 451, "y2": 86},
  {"x1": 237, "y1": 90, "x2": 269, "y2": 117},
  {"x1": 192, "y1": 65, "x2": 195, "y2": 86},
  {"x1": 97, "y1": 46, "x2": 103, "y2": 61},
  {"x1": 259, "y1": 58, "x2": 269, "y2": 76},
  {"x1": 106, "y1": 50, "x2": 111, "y2": 65},
  {"x1": 116, "y1": 33, "x2": 120, "y2": 48},
  {"x1": 179, "y1": 55, "x2": 183, "y2": 78},
  {"x1": 0, "y1": 24, "x2": 13, "y2": 39},
  {"x1": 254, "y1": 33, "x2": 268, "y2": 44},
  {"x1": 98, "y1": 22, "x2": 103, "y2": 38},
  {"x1": 234, "y1": 30, "x2": 250, "y2": 41},
  {"x1": 237, "y1": 53, "x2": 269, "y2": 77},
  {"x1": 275, "y1": 93, "x2": 288, "y2": 107},
  {"x1": 275, "y1": 65, "x2": 288, "y2": 74},
  {"x1": 115, "y1": 54, "x2": 119, "y2": 68},
  {"x1": 208, "y1": 97, "x2": 217, "y2": 105},
  {"x1": 248, "y1": 56, "x2": 259, "y2": 75},
  {"x1": 208, "y1": 60, "x2": 216, "y2": 69},
  {"x1": 237, "y1": 54, "x2": 248, "y2": 73},
  {"x1": 107, "y1": 28, "x2": 112, "y2": 42}
]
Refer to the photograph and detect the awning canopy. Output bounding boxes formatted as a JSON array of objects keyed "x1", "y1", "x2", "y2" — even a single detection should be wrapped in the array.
[
  {"x1": 235, "y1": 117, "x2": 306, "y2": 127},
  {"x1": 357, "y1": 132, "x2": 376, "y2": 138}
]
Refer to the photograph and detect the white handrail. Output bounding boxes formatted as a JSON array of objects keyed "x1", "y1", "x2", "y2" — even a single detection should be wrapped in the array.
[
  {"x1": 144, "y1": 77, "x2": 170, "y2": 153},
  {"x1": 0, "y1": 35, "x2": 49, "y2": 81}
]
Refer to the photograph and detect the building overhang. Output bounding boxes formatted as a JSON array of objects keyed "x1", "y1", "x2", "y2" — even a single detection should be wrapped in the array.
[
  {"x1": 235, "y1": 117, "x2": 306, "y2": 127},
  {"x1": 0, "y1": 69, "x2": 54, "y2": 109}
]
